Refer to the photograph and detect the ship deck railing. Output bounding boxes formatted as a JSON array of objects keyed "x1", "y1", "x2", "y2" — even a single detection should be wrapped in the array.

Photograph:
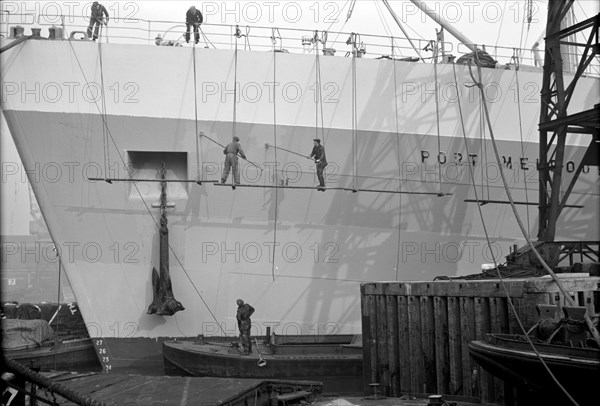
[{"x1": 3, "y1": 10, "x2": 598, "y2": 75}]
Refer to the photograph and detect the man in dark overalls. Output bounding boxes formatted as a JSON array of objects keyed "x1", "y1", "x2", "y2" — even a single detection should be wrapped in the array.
[
  {"x1": 222, "y1": 136, "x2": 246, "y2": 186},
  {"x1": 185, "y1": 6, "x2": 203, "y2": 44},
  {"x1": 87, "y1": 2, "x2": 109, "y2": 41},
  {"x1": 236, "y1": 299, "x2": 255, "y2": 355},
  {"x1": 309, "y1": 138, "x2": 327, "y2": 191}
]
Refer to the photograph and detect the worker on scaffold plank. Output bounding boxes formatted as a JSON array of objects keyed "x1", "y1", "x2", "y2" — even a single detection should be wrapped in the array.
[
  {"x1": 221, "y1": 136, "x2": 246, "y2": 187},
  {"x1": 309, "y1": 138, "x2": 327, "y2": 191}
]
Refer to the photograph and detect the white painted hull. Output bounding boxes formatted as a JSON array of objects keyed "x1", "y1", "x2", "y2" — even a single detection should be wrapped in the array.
[{"x1": 2, "y1": 39, "x2": 598, "y2": 370}]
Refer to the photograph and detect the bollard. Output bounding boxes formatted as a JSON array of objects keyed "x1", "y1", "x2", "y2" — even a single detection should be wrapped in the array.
[
  {"x1": 10, "y1": 26, "x2": 25, "y2": 38},
  {"x1": 49, "y1": 26, "x2": 64, "y2": 40},
  {"x1": 363, "y1": 382, "x2": 385, "y2": 400}
]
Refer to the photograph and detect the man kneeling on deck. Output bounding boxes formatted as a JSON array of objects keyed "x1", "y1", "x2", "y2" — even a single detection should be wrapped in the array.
[{"x1": 236, "y1": 299, "x2": 255, "y2": 355}]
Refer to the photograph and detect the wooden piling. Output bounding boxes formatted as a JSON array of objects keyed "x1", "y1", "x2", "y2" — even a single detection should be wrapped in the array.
[{"x1": 361, "y1": 276, "x2": 600, "y2": 405}]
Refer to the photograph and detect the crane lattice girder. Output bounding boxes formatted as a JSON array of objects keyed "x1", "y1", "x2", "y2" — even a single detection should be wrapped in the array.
[
  {"x1": 539, "y1": 104, "x2": 600, "y2": 133},
  {"x1": 537, "y1": 2, "x2": 599, "y2": 242}
]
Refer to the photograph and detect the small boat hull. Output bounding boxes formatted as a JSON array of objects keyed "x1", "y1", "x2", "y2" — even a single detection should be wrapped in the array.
[
  {"x1": 163, "y1": 336, "x2": 363, "y2": 395},
  {"x1": 469, "y1": 333, "x2": 600, "y2": 403},
  {"x1": 5, "y1": 338, "x2": 100, "y2": 372}
]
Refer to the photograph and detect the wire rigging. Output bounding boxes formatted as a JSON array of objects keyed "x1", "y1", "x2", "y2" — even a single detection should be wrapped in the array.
[
  {"x1": 314, "y1": 36, "x2": 320, "y2": 142},
  {"x1": 192, "y1": 45, "x2": 201, "y2": 180},
  {"x1": 314, "y1": 38, "x2": 326, "y2": 145},
  {"x1": 233, "y1": 35, "x2": 238, "y2": 148},
  {"x1": 433, "y1": 51, "x2": 443, "y2": 195},
  {"x1": 351, "y1": 47, "x2": 357, "y2": 191},
  {"x1": 309, "y1": 0, "x2": 350, "y2": 54},
  {"x1": 392, "y1": 41, "x2": 403, "y2": 281},
  {"x1": 493, "y1": 0, "x2": 508, "y2": 49},
  {"x1": 97, "y1": 39, "x2": 109, "y2": 178}
]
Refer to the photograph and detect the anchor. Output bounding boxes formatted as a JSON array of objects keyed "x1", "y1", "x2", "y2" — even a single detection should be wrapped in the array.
[{"x1": 147, "y1": 163, "x2": 185, "y2": 316}]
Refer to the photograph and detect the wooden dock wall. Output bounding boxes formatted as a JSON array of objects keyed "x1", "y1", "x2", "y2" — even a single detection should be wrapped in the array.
[{"x1": 360, "y1": 276, "x2": 600, "y2": 405}]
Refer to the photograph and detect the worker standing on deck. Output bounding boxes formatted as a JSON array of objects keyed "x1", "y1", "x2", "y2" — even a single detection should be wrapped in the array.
[
  {"x1": 236, "y1": 299, "x2": 255, "y2": 355},
  {"x1": 309, "y1": 139, "x2": 327, "y2": 191},
  {"x1": 87, "y1": 1, "x2": 109, "y2": 41},
  {"x1": 222, "y1": 136, "x2": 246, "y2": 186},
  {"x1": 185, "y1": 6, "x2": 203, "y2": 44}
]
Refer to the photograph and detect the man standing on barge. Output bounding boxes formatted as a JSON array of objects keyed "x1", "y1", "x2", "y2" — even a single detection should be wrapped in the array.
[{"x1": 236, "y1": 299, "x2": 255, "y2": 355}]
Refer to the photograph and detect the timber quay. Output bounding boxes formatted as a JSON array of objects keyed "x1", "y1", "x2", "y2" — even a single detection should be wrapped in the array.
[
  {"x1": 3, "y1": 357, "x2": 323, "y2": 406},
  {"x1": 4, "y1": 357, "x2": 491, "y2": 406},
  {"x1": 361, "y1": 275, "x2": 600, "y2": 405},
  {"x1": 2, "y1": 362, "x2": 485, "y2": 406}
]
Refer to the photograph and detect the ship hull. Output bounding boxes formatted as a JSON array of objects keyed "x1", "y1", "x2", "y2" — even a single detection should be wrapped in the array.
[{"x1": 2, "y1": 39, "x2": 598, "y2": 372}]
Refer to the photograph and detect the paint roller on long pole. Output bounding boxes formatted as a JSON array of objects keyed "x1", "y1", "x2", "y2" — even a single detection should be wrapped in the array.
[{"x1": 265, "y1": 143, "x2": 314, "y2": 161}]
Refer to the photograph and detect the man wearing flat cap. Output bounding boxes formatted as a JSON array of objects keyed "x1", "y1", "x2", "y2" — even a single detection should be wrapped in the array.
[
  {"x1": 222, "y1": 136, "x2": 246, "y2": 186},
  {"x1": 309, "y1": 139, "x2": 327, "y2": 191}
]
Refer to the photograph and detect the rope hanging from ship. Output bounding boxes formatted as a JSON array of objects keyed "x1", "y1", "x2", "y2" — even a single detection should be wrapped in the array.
[
  {"x1": 351, "y1": 33, "x2": 358, "y2": 191},
  {"x1": 432, "y1": 41, "x2": 444, "y2": 196},
  {"x1": 314, "y1": 30, "x2": 327, "y2": 146},
  {"x1": 271, "y1": 31, "x2": 279, "y2": 282},
  {"x1": 97, "y1": 32, "x2": 110, "y2": 179},
  {"x1": 450, "y1": 60, "x2": 581, "y2": 406},
  {"x1": 233, "y1": 30, "x2": 239, "y2": 151},
  {"x1": 391, "y1": 39, "x2": 403, "y2": 281},
  {"x1": 193, "y1": 43, "x2": 201, "y2": 181}
]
